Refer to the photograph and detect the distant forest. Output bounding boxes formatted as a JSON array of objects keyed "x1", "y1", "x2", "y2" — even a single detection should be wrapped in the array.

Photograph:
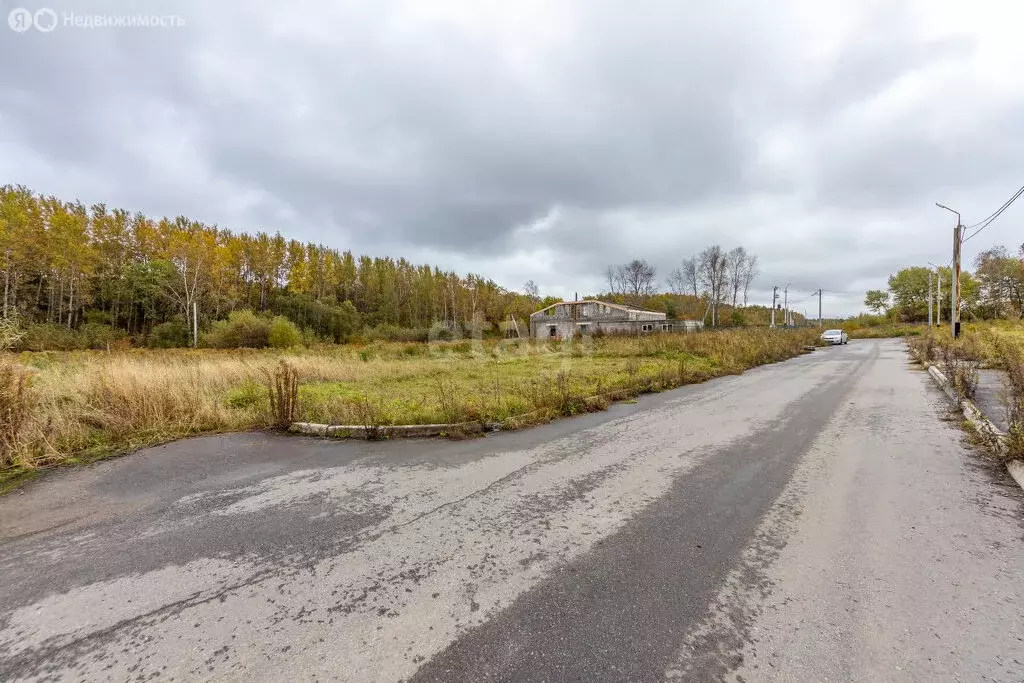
[
  {"x1": 0, "y1": 185, "x2": 793, "y2": 349},
  {"x1": 0, "y1": 185, "x2": 554, "y2": 347}
]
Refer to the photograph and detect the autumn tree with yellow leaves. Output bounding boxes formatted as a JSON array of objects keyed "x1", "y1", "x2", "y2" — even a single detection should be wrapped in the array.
[{"x1": 0, "y1": 185, "x2": 540, "y2": 347}]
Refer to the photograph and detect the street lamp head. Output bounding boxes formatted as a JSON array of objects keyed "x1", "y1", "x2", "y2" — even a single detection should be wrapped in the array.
[{"x1": 935, "y1": 202, "x2": 961, "y2": 225}]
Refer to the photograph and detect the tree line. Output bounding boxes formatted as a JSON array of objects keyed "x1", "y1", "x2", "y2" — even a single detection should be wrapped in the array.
[
  {"x1": 864, "y1": 243, "x2": 1024, "y2": 321},
  {"x1": 605, "y1": 246, "x2": 759, "y2": 326},
  {"x1": 0, "y1": 185, "x2": 541, "y2": 347}
]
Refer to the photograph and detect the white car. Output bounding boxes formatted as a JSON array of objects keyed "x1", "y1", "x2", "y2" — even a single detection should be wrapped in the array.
[{"x1": 821, "y1": 329, "x2": 849, "y2": 345}]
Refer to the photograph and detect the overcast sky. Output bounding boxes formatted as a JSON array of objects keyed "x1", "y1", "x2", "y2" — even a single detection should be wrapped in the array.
[{"x1": 2, "y1": 0, "x2": 1022, "y2": 315}]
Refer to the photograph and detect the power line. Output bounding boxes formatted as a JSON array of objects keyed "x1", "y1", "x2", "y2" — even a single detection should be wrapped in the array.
[
  {"x1": 963, "y1": 183, "x2": 1024, "y2": 228},
  {"x1": 961, "y1": 183, "x2": 1024, "y2": 243}
]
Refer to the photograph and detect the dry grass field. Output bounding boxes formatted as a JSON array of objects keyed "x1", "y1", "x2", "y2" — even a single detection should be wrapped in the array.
[{"x1": 0, "y1": 328, "x2": 821, "y2": 489}]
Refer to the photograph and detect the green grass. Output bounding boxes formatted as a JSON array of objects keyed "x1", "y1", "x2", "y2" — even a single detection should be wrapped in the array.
[{"x1": 294, "y1": 354, "x2": 712, "y2": 426}]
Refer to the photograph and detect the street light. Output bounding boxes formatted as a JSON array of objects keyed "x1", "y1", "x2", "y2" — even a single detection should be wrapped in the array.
[
  {"x1": 935, "y1": 202, "x2": 960, "y2": 225},
  {"x1": 935, "y1": 202, "x2": 962, "y2": 338}
]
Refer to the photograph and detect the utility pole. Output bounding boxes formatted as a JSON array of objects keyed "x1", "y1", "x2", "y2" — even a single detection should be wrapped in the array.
[
  {"x1": 770, "y1": 286, "x2": 778, "y2": 327},
  {"x1": 928, "y1": 261, "x2": 942, "y2": 325},
  {"x1": 818, "y1": 289, "x2": 823, "y2": 328},
  {"x1": 936, "y1": 202, "x2": 962, "y2": 338},
  {"x1": 928, "y1": 270, "x2": 933, "y2": 327},
  {"x1": 953, "y1": 224, "x2": 962, "y2": 338},
  {"x1": 783, "y1": 283, "x2": 791, "y2": 328}
]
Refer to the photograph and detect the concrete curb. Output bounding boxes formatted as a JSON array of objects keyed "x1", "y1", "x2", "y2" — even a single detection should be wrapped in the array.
[
  {"x1": 928, "y1": 365, "x2": 961, "y2": 405},
  {"x1": 289, "y1": 421, "x2": 500, "y2": 439},
  {"x1": 1008, "y1": 460, "x2": 1024, "y2": 493},
  {"x1": 915, "y1": 349, "x2": 1024, "y2": 492}
]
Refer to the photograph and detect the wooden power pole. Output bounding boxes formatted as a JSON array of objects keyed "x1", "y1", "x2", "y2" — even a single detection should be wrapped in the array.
[
  {"x1": 953, "y1": 224, "x2": 962, "y2": 338},
  {"x1": 928, "y1": 271, "x2": 933, "y2": 327},
  {"x1": 936, "y1": 202, "x2": 961, "y2": 338}
]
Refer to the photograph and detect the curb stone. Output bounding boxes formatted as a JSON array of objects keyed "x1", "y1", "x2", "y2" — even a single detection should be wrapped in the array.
[
  {"x1": 289, "y1": 421, "x2": 500, "y2": 439},
  {"x1": 1007, "y1": 460, "x2": 1024, "y2": 493},
  {"x1": 915, "y1": 349, "x2": 1024, "y2": 493}
]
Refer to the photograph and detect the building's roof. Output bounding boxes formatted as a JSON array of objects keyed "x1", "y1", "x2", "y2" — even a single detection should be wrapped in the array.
[{"x1": 529, "y1": 299, "x2": 663, "y2": 317}]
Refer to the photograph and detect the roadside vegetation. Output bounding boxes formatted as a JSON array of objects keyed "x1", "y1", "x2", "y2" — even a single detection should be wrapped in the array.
[
  {"x1": 909, "y1": 321, "x2": 1024, "y2": 458},
  {"x1": 839, "y1": 315, "x2": 924, "y2": 339},
  {"x1": 859, "y1": 241, "x2": 1024, "y2": 458},
  {"x1": 0, "y1": 328, "x2": 820, "y2": 487}
]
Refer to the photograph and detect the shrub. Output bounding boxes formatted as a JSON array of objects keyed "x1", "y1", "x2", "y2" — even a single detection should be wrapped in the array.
[
  {"x1": 82, "y1": 310, "x2": 113, "y2": 325},
  {"x1": 0, "y1": 313, "x2": 25, "y2": 351},
  {"x1": 148, "y1": 319, "x2": 191, "y2": 348},
  {"x1": 908, "y1": 331, "x2": 937, "y2": 362},
  {"x1": 940, "y1": 344, "x2": 979, "y2": 402},
  {"x1": 79, "y1": 323, "x2": 124, "y2": 350},
  {"x1": 13, "y1": 321, "x2": 128, "y2": 351},
  {"x1": 364, "y1": 324, "x2": 431, "y2": 343},
  {"x1": 204, "y1": 310, "x2": 271, "y2": 348},
  {"x1": 268, "y1": 295, "x2": 360, "y2": 343},
  {"x1": 16, "y1": 323, "x2": 85, "y2": 351},
  {"x1": 429, "y1": 324, "x2": 455, "y2": 342},
  {"x1": 268, "y1": 316, "x2": 302, "y2": 348},
  {"x1": 300, "y1": 327, "x2": 329, "y2": 347}
]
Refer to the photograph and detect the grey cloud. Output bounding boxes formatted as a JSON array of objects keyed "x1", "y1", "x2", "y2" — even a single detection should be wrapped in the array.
[{"x1": 1, "y1": 0, "x2": 1022, "y2": 314}]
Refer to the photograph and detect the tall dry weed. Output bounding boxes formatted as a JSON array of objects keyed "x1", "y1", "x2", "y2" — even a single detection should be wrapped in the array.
[
  {"x1": 994, "y1": 337, "x2": 1024, "y2": 458},
  {"x1": 267, "y1": 361, "x2": 300, "y2": 429},
  {"x1": 0, "y1": 361, "x2": 32, "y2": 467}
]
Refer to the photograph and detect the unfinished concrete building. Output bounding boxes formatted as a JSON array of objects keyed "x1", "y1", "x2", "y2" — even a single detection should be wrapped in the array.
[{"x1": 529, "y1": 300, "x2": 702, "y2": 339}]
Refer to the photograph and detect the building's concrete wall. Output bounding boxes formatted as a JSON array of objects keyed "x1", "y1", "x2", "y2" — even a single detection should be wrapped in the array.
[
  {"x1": 527, "y1": 301, "x2": 704, "y2": 339},
  {"x1": 663, "y1": 320, "x2": 704, "y2": 333},
  {"x1": 531, "y1": 320, "x2": 578, "y2": 339},
  {"x1": 532, "y1": 302, "x2": 667, "y2": 322},
  {"x1": 529, "y1": 318, "x2": 703, "y2": 339}
]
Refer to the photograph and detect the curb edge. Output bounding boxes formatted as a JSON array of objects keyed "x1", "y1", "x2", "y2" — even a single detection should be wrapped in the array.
[{"x1": 914, "y1": 346, "x2": 1024, "y2": 493}]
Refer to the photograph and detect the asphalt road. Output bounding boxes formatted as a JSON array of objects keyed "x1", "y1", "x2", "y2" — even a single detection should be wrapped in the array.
[{"x1": 2, "y1": 339, "x2": 1022, "y2": 681}]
